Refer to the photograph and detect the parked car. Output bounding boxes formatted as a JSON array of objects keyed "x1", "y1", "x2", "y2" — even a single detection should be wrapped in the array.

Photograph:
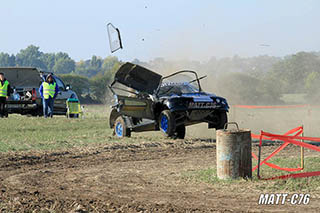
[
  {"x1": 0, "y1": 67, "x2": 78, "y2": 116},
  {"x1": 109, "y1": 62, "x2": 229, "y2": 139}
]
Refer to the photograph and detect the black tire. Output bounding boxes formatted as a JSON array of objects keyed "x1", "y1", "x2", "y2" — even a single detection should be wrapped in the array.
[
  {"x1": 69, "y1": 114, "x2": 79, "y2": 118},
  {"x1": 215, "y1": 111, "x2": 228, "y2": 130},
  {"x1": 159, "y1": 110, "x2": 176, "y2": 137},
  {"x1": 35, "y1": 107, "x2": 43, "y2": 117},
  {"x1": 174, "y1": 125, "x2": 186, "y2": 139},
  {"x1": 31, "y1": 111, "x2": 39, "y2": 117},
  {"x1": 109, "y1": 108, "x2": 120, "y2": 129},
  {"x1": 113, "y1": 116, "x2": 131, "y2": 138}
]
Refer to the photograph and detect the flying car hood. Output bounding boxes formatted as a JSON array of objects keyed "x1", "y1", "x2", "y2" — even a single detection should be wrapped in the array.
[{"x1": 114, "y1": 62, "x2": 162, "y2": 94}]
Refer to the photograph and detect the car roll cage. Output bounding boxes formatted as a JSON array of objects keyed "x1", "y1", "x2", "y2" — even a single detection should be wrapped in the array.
[
  {"x1": 109, "y1": 70, "x2": 206, "y2": 97},
  {"x1": 155, "y1": 70, "x2": 204, "y2": 97}
]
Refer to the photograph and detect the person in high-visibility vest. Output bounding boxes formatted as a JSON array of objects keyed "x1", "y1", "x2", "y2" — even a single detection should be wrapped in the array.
[
  {"x1": 0, "y1": 73, "x2": 11, "y2": 118},
  {"x1": 39, "y1": 74, "x2": 59, "y2": 118}
]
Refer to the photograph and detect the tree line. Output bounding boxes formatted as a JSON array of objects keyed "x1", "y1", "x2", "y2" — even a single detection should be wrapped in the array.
[{"x1": 1, "y1": 45, "x2": 320, "y2": 104}]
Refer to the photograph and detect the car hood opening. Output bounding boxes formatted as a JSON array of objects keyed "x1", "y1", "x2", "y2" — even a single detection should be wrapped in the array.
[{"x1": 113, "y1": 62, "x2": 162, "y2": 94}]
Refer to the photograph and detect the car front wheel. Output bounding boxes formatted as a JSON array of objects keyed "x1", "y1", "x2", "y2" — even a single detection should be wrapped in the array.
[
  {"x1": 174, "y1": 125, "x2": 185, "y2": 139},
  {"x1": 159, "y1": 110, "x2": 176, "y2": 137},
  {"x1": 214, "y1": 111, "x2": 228, "y2": 130}
]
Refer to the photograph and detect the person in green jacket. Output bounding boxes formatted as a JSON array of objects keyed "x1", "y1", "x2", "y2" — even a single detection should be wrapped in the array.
[
  {"x1": 39, "y1": 74, "x2": 59, "y2": 118},
  {"x1": 0, "y1": 73, "x2": 11, "y2": 118}
]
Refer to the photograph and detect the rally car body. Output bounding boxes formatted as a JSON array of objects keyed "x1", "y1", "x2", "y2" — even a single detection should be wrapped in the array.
[{"x1": 109, "y1": 62, "x2": 229, "y2": 139}]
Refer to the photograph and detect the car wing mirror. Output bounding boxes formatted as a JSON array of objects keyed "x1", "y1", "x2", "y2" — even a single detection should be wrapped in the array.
[{"x1": 66, "y1": 85, "x2": 72, "y2": 90}]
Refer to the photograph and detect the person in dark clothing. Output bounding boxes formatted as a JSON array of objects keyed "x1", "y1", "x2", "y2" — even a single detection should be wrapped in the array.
[
  {"x1": 0, "y1": 73, "x2": 11, "y2": 118},
  {"x1": 39, "y1": 74, "x2": 59, "y2": 118}
]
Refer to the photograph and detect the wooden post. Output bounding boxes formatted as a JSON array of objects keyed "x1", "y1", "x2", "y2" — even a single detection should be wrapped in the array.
[
  {"x1": 257, "y1": 133, "x2": 262, "y2": 179},
  {"x1": 301, "y1": 126, "x2": 304, "y2": 169}
]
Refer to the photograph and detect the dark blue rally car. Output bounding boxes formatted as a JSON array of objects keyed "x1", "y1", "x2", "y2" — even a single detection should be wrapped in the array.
[{"x1": 109, "y1": 62, "x2": 229, "y2": 139}]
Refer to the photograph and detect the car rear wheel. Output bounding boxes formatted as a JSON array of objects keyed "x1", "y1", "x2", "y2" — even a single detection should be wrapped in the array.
[
  {"x1": 32, "y1": 107, "x2": 42, "y2": 117},
  {"x1": 114, "y1": 116, "x2": 131, "y2": 138},
  {"x1": 159, "y1": 110, "x2": 176, "y2": 137}
]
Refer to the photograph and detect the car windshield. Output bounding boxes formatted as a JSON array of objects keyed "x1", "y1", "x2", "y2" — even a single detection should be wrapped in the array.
[{"x1": 158, "y1": 71, "x2": 200, "y2": 96}]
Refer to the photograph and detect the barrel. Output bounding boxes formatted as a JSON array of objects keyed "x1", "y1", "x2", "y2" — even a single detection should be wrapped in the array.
[{"x1": 216, "y1": 122, "x2": 252, "y2": 179}]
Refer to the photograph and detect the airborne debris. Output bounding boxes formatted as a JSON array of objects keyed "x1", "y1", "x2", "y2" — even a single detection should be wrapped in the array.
[{"x1": 107, "y1": 23, "x2": 123, "y2": 53}]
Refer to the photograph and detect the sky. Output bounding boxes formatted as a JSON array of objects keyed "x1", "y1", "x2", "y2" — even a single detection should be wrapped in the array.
[{"x1": 1, "y1": 0, "x2": 320, "y2": 62}]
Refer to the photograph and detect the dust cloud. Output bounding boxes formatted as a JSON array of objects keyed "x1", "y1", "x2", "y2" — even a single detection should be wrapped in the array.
[
  {"x1": 186, "y1": 106, "x2": 320, "y2": 139},
  {"x1": 138, "y1": 56, "x2": 320, "y2": 138},
  {"x1": 118, "y1": 23, "x2": 320, "y2": 138},
  {"x1": 111, "y1": 55, "x2": 320, "y2": 138}
]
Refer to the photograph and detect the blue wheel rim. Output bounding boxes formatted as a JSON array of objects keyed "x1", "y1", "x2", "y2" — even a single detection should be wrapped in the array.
[
  {"x1": 160, "y1": 115, "x2": 168, "y2": 133},
  {"x1": 115, "y1": 122, "x2": 123, "y2": 137}
]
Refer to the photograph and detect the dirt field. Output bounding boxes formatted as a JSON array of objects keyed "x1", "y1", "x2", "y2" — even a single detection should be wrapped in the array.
[
  {"x1": 1, "y1": 105, "x2": 320, "y2": 212},
  {"x1": 1, "y1": 138, "x2": 319, "y2": 212}
]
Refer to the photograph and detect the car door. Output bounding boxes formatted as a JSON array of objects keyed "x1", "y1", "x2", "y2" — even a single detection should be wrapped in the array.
[
  {"x1": 116, "y1": 94, "x2": 154, "y2": 120},
  {"x1": 53, "y1": 76, "x2": 69, "y2": 113}
]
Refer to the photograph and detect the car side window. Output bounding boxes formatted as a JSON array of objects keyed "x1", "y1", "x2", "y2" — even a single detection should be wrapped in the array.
[{"x1": 54, "y1": 77, "x2": 66, "y2": 91}]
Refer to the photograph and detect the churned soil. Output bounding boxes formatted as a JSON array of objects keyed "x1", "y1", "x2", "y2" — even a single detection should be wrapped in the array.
[{"x1": 0, "y1": 139, "x2": 319, "y2": 212}]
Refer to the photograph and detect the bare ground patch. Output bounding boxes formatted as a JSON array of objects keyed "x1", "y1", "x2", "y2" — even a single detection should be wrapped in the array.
[{"x1": 0, "y1": 139, "x2": 319, "y2": 212}]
